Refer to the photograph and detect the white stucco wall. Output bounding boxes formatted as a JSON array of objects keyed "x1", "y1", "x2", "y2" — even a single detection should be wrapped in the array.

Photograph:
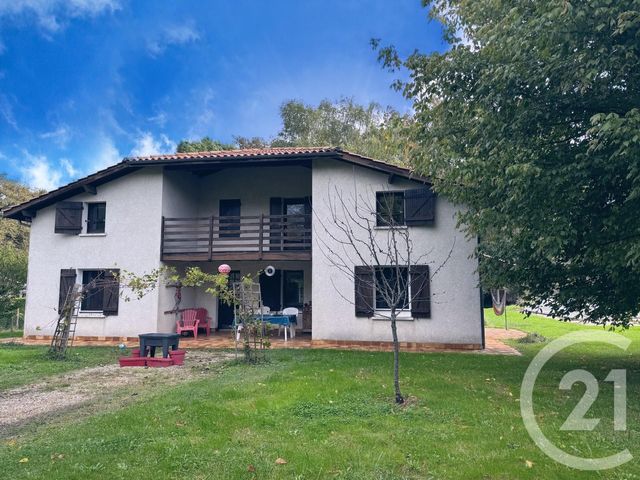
[
  {"x1": 197, "y1": 165, "x2": 311, "y2": 216},
  {"x1": 311, "y1": 159, "x2": 482, "y2": 345},
  {"x1": 23, "y1": 168, "x2": 164, "y2": 337},
  {"x1": 157, "y1": 171, "x2": 201, "y2": 332}
]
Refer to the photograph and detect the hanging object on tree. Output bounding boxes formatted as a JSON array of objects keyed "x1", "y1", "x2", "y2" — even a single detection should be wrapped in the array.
[
  {"x1": 491, "y1": 288, "x2": 507, "y2": 316},
  {"x1": 218, "y1": 264, "x2": 231, "y2": 275}
]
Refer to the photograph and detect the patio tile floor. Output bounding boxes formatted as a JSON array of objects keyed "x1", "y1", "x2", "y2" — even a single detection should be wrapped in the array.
[{"x1": 11, "y1": 328, "x2": 525, "y2": 355}]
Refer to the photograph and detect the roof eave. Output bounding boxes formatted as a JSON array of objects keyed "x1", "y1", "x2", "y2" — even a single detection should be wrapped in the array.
[
  {"x1": 2, "y1": 149, "x2": 429, "y2": 221},
  {"x1": 2, "y1": 161, "x2": 135, "y2": 221}
]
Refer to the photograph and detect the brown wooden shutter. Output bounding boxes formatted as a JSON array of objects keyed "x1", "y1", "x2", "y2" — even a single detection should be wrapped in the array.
[
  {"x1": 404, "y1": 188, "x2": 435, "y2": 226},
  {"x1": 54, "y1": 202, "x2": 83, "y2": 234},
  {"x1": 410, "y1": 265, "x2": 431, "y2": 318},
  {"x1": 354, "y1": 266, "x2": 374, "y2": 317},
  {"x1": 58, "y1": 269, "x2": 76, "y2": 312},
  {"x1": 102, "y1": 269, "x2": 120, "y2": 316}
]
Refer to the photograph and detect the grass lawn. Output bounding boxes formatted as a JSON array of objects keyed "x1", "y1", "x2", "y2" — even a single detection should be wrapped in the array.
[
  {"x1": 0, "y1": 330, "x2": 23, "y2": 339},
  {"x1": 0, "y1": 313, "x2": 638, "y2": 479},
  {"x1": 0, "y1": 344, "x2": 119, "y2": 391}
]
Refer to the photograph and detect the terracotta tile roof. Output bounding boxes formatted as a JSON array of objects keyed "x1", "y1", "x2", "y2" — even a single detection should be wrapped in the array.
[
  {"x1": 3, "y1": 146, "x2": 429, "y2": 221},
  {"x1": 128, "y1": 146, "x2": 336, "y2": 162}
]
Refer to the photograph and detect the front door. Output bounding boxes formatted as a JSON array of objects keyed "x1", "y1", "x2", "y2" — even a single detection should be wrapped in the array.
[
  {"x1": 218, "y1": 270, "x2": 240, "y2": 328},
  {"x1": 259, "y1": 270, "x2": 282, "y2": 312}
]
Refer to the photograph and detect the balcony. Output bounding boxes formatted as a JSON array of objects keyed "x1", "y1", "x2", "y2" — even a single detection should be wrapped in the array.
[{"x1": 161, "y1": 214, "x2": 312, "y2": 262}]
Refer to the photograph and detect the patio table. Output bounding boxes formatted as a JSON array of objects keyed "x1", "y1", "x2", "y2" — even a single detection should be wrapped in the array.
[
  {"x1": 261, "y1": 314, "x2": 297, "y2": 341},
  {"x1": 138, "y1": 333, "x2": 180, "y2": 358}
]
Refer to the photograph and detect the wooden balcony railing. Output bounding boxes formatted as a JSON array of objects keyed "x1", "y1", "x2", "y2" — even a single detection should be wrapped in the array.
[{"x1": 161, "y1": 214, "x2": 312, "y2": 261}]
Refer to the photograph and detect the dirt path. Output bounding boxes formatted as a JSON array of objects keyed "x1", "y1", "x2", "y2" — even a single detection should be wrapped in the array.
[{"x1": 0, "y1": 351, "x2": 234, "y2": 436}]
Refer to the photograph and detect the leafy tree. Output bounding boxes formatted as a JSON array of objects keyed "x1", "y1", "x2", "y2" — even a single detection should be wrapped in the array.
[
  {"x1": 0, "y1": 175, "x2": 38, "y2": 329},
  {"x1": 0, "y1": 244, "x2": 27, "y2": 329},
  {"x1": 176, "y1": 99, "x2": 415, "y2": 165},
  {"x1": 0, "y1": 174, "x2": 40, "y2": 250},
  {"x1": 273, "y1": 98, "x2": 415, "y2": 165},
  {"x1": 374, "y1": 1, "x2": 640, "y2": 325},
  {"x1": 233, "y1": 136, "x2": 271, "y2": 150},
  {"x1": 176, "y1": 137, "x2": 235, "y2": 153}
]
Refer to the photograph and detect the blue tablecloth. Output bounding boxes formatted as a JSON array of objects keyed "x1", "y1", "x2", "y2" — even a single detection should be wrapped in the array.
[{"x1": 260, "y1": 314, "x2": 297, "y2": 326}]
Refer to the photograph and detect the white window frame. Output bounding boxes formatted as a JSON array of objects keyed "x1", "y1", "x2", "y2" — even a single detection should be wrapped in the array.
[
  {"x1": 78, "y1": 202, "x2": 107, "y2": 236},
  {"x1": 77, "y1": 269, "x2": 106, "y2": 316}
]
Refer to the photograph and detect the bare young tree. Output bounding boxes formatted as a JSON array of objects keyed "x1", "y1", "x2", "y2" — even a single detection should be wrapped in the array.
[{"x1": 316, "y1": 185, "x2": 453, "y2": 404}]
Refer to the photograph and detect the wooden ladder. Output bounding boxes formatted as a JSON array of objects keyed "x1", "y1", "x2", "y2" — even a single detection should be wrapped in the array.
[{"x1": 49, "y1": 284, "x2": 82, "y2": 359}]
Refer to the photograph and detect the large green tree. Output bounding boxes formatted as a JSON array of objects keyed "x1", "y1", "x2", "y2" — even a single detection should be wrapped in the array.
[
  {"x1": 0, "y1": 175, "x2": 38, "y2": 328},
  {"x1": 272, "y1": 98, "x2": 415, "y2": 165},
  {"x1": 375, "y1": 1, "x2": 640, "y2": 325},
  {"x1": 176, "y1": 137, "x2": 235, "y2": 153},
  {"x1": 0, "y1": 174, "x2": 38, "y2": 250},
  {"x1": 177, "y1": 98, "x2": 415, "y2": 166}
]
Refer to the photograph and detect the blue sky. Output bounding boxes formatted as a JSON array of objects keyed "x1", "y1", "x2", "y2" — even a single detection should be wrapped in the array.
[{"x1": 0, "y1": 0, "x2": 446, "y2": 191}]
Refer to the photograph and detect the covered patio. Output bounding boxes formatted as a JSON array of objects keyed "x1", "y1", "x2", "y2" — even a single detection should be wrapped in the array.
[{"x1": 18, "y1": 329, "x2": 522, "y2": 355}]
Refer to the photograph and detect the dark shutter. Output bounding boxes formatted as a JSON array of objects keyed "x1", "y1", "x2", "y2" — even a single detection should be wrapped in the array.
[
  {"x1": 54, "y1": 202, "x2": 83, "y2": 234},
  {"x1": 410, "y1": 265, "x2": 431, "y2": 318},
  {"x1": 58, "y1": 269, "x2": 76, "y2": 313},
  {"x1": 354, "y1": 266, "x2": 374, "y2": 317},
  {"x1": 404, "y1": 188, "x2": 435, "y2": 226},
  {"x1": 269, "y1": 197, "x2": 283, "y2": 249},
  {"x1": 102, "y1": 269, "x2": 120, "y2": 316}
]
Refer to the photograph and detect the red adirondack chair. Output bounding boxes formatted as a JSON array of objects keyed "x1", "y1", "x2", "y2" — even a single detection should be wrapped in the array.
[
  {"x1": 195, "y1": 308, "x2": 212, "y2": 336},
  {"x1": 176, "y1": 308, "x2": 200, "y2": 338}
]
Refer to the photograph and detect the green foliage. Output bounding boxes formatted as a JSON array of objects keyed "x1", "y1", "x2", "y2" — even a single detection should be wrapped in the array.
[
  {"x1": 0, "y1": 245, "x2": 27, "y2": 330},
  {"x1": 0, "y1": 174, "x2": 40, "y2": 251},
  {"x1": 273, "y1": 98, "x2": 415, "y2": 165},
  {"x1": 376, "y1": 1, "x2": 640, "y2": 325},
  {"x1": 176, "y1": 98, "x2": 415, "y2": 165},
  {"x1": 0, "y1": 175, "x2": 38, "y2": 329},
  {"x1": 175, "y1": 136, "x2": 235, "y2": 153}
]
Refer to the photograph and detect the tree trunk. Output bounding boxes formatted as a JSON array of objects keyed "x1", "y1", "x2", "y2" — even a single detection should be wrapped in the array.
[{"x1": 390, "y1": 312, "x2": 404, "y2": 404}]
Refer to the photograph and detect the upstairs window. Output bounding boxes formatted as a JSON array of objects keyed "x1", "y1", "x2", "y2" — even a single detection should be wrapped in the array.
[
  {"x1": 86, "y1": 202, "x2": 106, "y2": 234},
  {"x1": 376, "y1": 192, "x2": 405, "y2": 226},
  {"x1": 375, "y1": 188, "x2": 437, "y2": 227}
]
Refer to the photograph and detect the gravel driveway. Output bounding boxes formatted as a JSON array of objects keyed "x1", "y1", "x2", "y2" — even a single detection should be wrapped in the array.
[{"x1": 0, "y1": 350, "x2": 233, "y2": 436}]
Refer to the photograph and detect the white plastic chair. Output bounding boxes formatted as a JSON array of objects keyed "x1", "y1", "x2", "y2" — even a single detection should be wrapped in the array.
[{"x1": 281, "y1": 307, "x2": 299, "y2": 339}]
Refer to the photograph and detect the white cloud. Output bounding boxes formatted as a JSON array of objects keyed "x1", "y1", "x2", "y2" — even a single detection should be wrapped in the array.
[
  {"x1": 129, "y1": 132, "x2": 176, "y2": 157},
  {"x1": 148, "y1": 111, "x2": 168, "y2": 128},
  {"x1": 0, "y1": 0, "x2": 121, "y2": 34},
  {"x1": 91, "y1": 135, "x2": 122, "y2": 171},
  {"x1": 60, "y1": 158, "x2": 78, "y2": 177},
  {"x1": 146, "y1": 22, "x2": 200, "y2": 57},
  {"x1": 187, "y1": 87, "x2": 216, "y2": 139},
  {"x1": 40, "y1": 123, "x2": 72, "y2": 147},
  {"x1": 0, "y1": 94, "x2": 18, "y2": 130},
  {"x1": 20, "y1": 152, "x2": 63, "y2": 191}
]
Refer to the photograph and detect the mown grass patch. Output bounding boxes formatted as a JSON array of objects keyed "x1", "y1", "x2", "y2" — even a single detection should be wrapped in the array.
[{"x1": 0, "y1": 316, "x2": 638, "y2": 478}]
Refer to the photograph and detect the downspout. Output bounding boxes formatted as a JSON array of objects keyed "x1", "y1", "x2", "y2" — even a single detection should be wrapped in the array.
[{"x1": 477, "y1": 235, "x2": 485, "y2": 349}]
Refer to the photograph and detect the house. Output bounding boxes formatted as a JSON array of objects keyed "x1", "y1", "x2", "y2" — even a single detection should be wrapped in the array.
[{"x1": 2, "y1": 147, "x2": 484, "y2": 349}]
